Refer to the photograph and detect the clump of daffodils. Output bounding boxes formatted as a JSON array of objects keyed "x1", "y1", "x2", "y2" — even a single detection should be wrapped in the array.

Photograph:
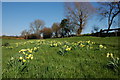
[
  {"x1": 86, "y1": 40, "x2": 90, "y2": 43},
  {"x1": 107, "y1": 53, "x2": 113, "y2": 58},
  {"x1": 63, "y1": 45, "x2": 72, "y2": 51},
  {"x1": 80, "y1": 44, "x2": 85, "y2": 47},
  {"x1": 18, "y1": 48, "x2": 35, "y2": 63},
  {"x1": 53, "y1": 43, "x2": 58, "y2": 47},
  {"x1": 32, "y1": 47, "x2": 39, "y2": 52},
  {"x1": 106, "y1": 52, "x2": 119, "y2": 71},
  {"x1": 65, "y1": 47, "x2": 72, "y2": 51},
  {"x1": 50, "y1": 41, "x2": 62, "y2": 47}
]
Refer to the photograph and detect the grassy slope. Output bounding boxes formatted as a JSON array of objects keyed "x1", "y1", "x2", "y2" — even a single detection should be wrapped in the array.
[{"x1": 2, "y1": 36, "x2": 120, "y2": 78}]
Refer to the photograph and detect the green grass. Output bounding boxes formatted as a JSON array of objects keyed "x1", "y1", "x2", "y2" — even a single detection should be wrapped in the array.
[{"x1": 2, "y1": 36, "x2": 120, "y2": 78}]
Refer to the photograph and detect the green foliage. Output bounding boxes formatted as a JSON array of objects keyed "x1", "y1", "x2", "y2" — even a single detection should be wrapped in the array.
[{"x1": 60, "y1": 19, "x2": 70, "y2": 37}]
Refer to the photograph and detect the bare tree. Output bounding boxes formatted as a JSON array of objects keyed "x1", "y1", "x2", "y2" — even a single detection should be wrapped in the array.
[
  {"x1": 98, "y1": 2, "x2": 120, "y2": 34},
  {"x1": 65, "y1": 2, "x2": 95, "y2": 35},
  {"x1": 30, "y1": 19, "x2": 45, "y2": 38},
  {"x1": 21, "y1": 29, "x2": 30, "y2": 39}
]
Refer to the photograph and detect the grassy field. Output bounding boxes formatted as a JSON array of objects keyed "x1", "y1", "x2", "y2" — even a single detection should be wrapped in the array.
[{"x1": 2, "y1": 36, "x2": 120, "y2": 78}]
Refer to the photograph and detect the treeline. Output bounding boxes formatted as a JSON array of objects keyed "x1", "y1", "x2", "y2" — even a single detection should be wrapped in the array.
[
  {"x1": 21, "y1": 2, "x2": 120, "y2": 39},
  {"x1": 21, "y1": 19, "x2": 76, "y2": 39}
]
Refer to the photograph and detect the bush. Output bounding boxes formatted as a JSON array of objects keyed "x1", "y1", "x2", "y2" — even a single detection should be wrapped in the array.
[
  {"x1": 25, "y1": 34, "x2": 42, "y2": 39},
  {"x1": 41, "y1": 27, "x2": 52, "y2": 39},
  {"x1": 27, "y1": 34, "x2": 38, "y2": 39}
]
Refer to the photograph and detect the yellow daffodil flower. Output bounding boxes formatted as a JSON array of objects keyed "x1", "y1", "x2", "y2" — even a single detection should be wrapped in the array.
[
  {"x1": 107, "y1": 53, "x2": 110, "y2": 57},
  {"x1": 11, "y1": 57, "x2": 14, "y2": 60},
  {"x1": 104, "y1": 46, "x2": 107, "y2": 49},
  {"x1": 31, "y1": 57, "x2": 33, "y2": 60},
  {"x1": 99, "y1": 45, "x2": 104, "y2": 48},
  {"x1": 19, "y1": 57, "x2": 23, "y2": 60},
  {"x1": 28, "y1": 50, "x2": 32, "y2": 53},
  {"x1": 22, "y1": 59, "x2": 26, "y2": 62},
  {"x1": 117, "y1": 57, "x2": 119, "y2": 60},
  {"x1": 26, "y1": 57, "x2": 30, "y2": 59},
  {"x1": 110, "y1": 53, "x2": 113, "y2": 58}
]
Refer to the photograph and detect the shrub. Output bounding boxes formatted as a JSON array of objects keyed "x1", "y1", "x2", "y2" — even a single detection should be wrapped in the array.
[{"x1": 41, "y1": 27, "x2": 52, "y2": 39}]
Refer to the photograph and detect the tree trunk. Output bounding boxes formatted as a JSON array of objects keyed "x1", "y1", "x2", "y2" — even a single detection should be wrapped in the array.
[{"x1": 77, "y1": 18, "x2": 83, "y2": 35}]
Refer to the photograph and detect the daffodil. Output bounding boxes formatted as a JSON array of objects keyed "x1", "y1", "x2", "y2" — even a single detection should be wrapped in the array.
[
  {"x1": 66, "y1": 47, "x2": 71, "y2": 51},
  {"x1": 104, "y1": 46, "x2": 106, "y2": 49},
  {"x1": 107, "y1": 53, "x2": 110, "y2": 57},
  {"x1": 19, "y1": 57, "x2": 23, "y2": 60},
  {"x1": 87, "y1": 40, "x2": 90, "y2": 43},
  {"x1": 30, "y1": 56, "x2": 33, "y2": 60},
  {"x1": 50, "y1": 44, "x2": 53, "y2": 46},
  {"x1": 20, "y1": 49, "x2": 27, "y2": 52},
  {"x1": 23, "y1": 52, "x2": 26, "y2": 54},
  {"x1": 10, "y1": 57, "x2": 14, "y2": 60},
  {"x1": 99, "y1": 45, "x2": 104, "y2": 48},
  {"x1": 25, "y1": 53, "x2": 28, "y2": 56},
  {"x1": 28, "y1": 54, "x2": 33, "y2": 57},
  {"x1": 116, "y1": 57, "x2": 119, "y2": 60},
  {"x1": 110, "y1": 53, "x2": 113, "y2": 58},
  {"x1": 107, "y1": 53, "x2": 114, "y2": 58},
  {"x1": 54, "y1": 43, "x2": 57, "y2": 46},
  {"x1": 80, "y1": 44, "x2": 85, "y2": 47},
  {"x1": 26, "y1": 57, "x2": 30, "y2": 59},
  {"x1": 22, "y1": 59, "x2": 26, "y2": 62},
  {"x1": 92, "y1": 42, "x2": 95, "y2": 44},
  {"x1": 28, "y1": 50, "x2": 32, "y2": 53}
]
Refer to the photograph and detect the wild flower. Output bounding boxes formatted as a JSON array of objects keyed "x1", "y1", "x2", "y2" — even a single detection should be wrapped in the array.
[
  {"x1": 30, "y1": 56, "x2": 33, "y2": 60},
  {"x1": 25, "y1": 53, "x2": 28, "y2": 56},
  {"x1": 10, "y1": 57, "x2": 14, "y2": 60},
  {"x1": 99, "y1": 45, "x2": 104, "y2": 48},
  {"x1": 107, "y1": 53, "x2": 113, "y2": 58},
  {"x1": 26, "y1": 57, "x2": 30, "y2": 59},
  {"x1": 80, "y1": 44, "x2": 85, "y2": 47},
  {"x1": 28, "y1": 49, "x2": 32, "y2": 53},
  {"x1": 107, "y1": 53, "x2": 110, "y2": 57},
  {"x1": 87, "y1": 40, "x2": 90, "y2": 43},
  {"x1": 92, "y1": 42, "x2": 95, "y2": 44},
  {"x1": 117, "y1": 57, "x2": 119, "y2": 61},
  {"x1": 22, "y1": 59, "x2": 26, "y2": 62},
  {"x1": 28, "y1": 54, "x2": 33, "y2": 57},
  {"x1": 65, "y1": 47, "x2": 72, "y2": 51},
  {"x1": 19, "y1": 57, "x2": 23, "y2": 60},
  {"x1": 104, "y1": 46, "x2": 107, "y2": 49},
  {"x1": 19, "y1": 49, "x2": 27, "y2": 53}
]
